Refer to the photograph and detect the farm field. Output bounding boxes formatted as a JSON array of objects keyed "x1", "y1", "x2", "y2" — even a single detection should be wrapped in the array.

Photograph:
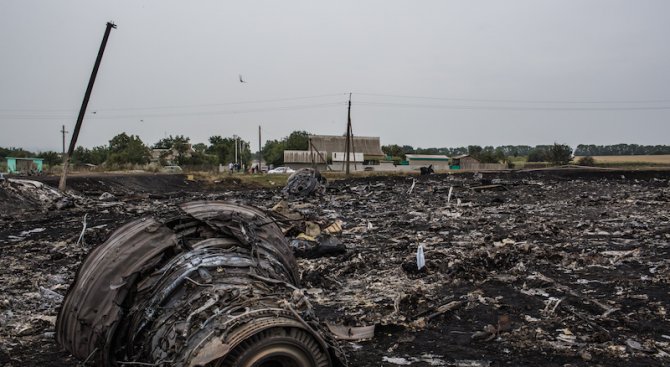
[{"x1": 574, "y1": 155, "x2": 670, "y2": 164}]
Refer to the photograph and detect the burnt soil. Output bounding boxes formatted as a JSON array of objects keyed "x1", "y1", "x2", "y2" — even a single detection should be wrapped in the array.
[{"x1": 1, "y1": 170, "x2": 669, "y2": 366}]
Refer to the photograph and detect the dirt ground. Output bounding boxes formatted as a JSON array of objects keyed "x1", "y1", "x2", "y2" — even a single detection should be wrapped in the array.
[{"x1": 1, "y1": 170, "x2": 669, "y2": 366}]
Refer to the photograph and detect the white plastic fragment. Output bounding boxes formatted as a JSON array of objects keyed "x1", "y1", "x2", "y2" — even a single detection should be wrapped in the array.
[
  {"x1": 76, "y1": 214, "x2": 88, "y2": 247},
  {"x1": 417, "y1": 244, "x2": 425, "y2": 270},
  {"x1": 447, "y1": 186, "x2": 453, "y2": 203},
  {"x1": 382, "y1": 356, "x2": 412, "y2": 365}
]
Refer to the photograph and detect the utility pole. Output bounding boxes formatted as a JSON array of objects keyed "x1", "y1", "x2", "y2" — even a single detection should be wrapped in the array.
[
  {"x1": 344, "y1": 93, "x2": 352, "y2": 175},
  {"x1": 258, "y1": 125, "x2": 262, "y2": 166},
  {"x1": 59, "y1": 21, "x2": 116, "y2": 191},
  {"x1": 60, "y1": 125, "x2": 68, "y2": 156},
  {"x1": 309, "y1": 136, "x2": 314, "y2": 168},
  {"x1": 233, "y1": 135, "x2": 238, "y2": 165}
]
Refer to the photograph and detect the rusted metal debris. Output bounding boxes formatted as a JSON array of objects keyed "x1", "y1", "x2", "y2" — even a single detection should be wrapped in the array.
[
  {"x1": 56, "y1": 201, "x2": 344, "y2": 367},
  {"x1": 282, "y1": 168, "x2": 327, "y2": 198}
]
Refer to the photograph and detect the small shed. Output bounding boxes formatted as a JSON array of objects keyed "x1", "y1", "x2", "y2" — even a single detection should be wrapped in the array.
[
  {"x1": 451, "y1": 155, "x2": 506, "y2": 170},
  {"x1": 405, "y1": 154, "x2": 451, "y2": 170},
  {"x1": 5, "y1": 157, "x2": 44, "y2": 174},
  {"x1": 450, "y1": 155, "x2": 480, "y2": 170}
]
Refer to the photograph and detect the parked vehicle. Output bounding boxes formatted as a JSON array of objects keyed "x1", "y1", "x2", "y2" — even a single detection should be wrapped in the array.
[
  {"x1": 267, "y1": 166, "x2": 295, "y2": 174},
  {"x1": 160, "y1": 165, "x2": 183, "y2": 173}
]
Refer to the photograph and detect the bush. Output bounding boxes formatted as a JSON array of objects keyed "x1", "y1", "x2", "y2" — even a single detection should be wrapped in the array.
[
  {"x1": 527, "y1": 148, "x2": 547, "y2": 162},
  {"x1": 547, "y1": 143, "x2": 573, "y2": 166},
  {"x1": 577, "y1": 156, "x2": 596, "y2": 166}
]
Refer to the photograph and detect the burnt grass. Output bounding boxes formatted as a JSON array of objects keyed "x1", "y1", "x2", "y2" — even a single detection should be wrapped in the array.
[{"x1": 1, "y1": 170, "x2": 670, "y2": 366}]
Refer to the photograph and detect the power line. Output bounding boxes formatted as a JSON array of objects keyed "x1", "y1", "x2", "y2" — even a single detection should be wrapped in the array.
[
  {"x1": 0, "y1": 93, "x2": 347, "y2": 113},
  {"x1": 0, "y1": 102, "x2": 346, "y2": 120},
  {"x1": 355, "y1": 92, "x2": 670, "y2": 105},
  {"x1": 3, "y1": 91, "x2": 670, "y2": 121},
  {"x1": 354, "y1": 101, "x2": 670, "y2": 111}
]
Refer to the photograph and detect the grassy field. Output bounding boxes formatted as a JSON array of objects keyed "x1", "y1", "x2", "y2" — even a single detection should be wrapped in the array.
[{"x1": 574, "y1": 155, "x2": 670, "y2": 164}]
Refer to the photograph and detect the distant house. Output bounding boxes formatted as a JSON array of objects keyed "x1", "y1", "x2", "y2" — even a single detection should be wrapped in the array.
[
  {"x1": 405, "y1": 154, "x2": 451, "y2": 171},
  {"x1": 151, "y1": 144, "x2": 193, "y2": 165},
  {"x1": 309, "y1": 135, "x2": 385, "y2": 164},
  {"x1": 284, "y1": 134, "x2": 385, "y2": 171},
  {"x1": 5, "y1": 157, "x2": 44, "y2": 174}
]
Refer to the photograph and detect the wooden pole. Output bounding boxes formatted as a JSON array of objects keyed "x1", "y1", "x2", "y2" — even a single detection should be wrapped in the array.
[
  {"x1": 345, "y1": 93, "x2": 352, "y2": 175},
  {"x1": 61, "y1": 125, "x2": 68, "y2": 156},
  {"x1": 59, "y1": 22, "x2": 116, "y2": 191},
  {"x1": 258, "y1": 125, "x2": 262, "y2": 168}
]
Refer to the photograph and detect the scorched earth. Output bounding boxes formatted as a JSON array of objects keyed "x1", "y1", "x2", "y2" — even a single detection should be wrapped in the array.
[{"x1": 0, "y1": 170, "x2": 669, "y2": 366}]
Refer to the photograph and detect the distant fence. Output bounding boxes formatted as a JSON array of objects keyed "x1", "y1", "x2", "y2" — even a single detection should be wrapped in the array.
[{"x1": 460, "y1": 162, "x2": 507, "y2": 170}]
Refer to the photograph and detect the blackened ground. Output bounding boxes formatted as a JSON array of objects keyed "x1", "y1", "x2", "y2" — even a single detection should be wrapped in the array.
[{"x1": 1, "y1": 170, "x2": 669, "y2": 366}]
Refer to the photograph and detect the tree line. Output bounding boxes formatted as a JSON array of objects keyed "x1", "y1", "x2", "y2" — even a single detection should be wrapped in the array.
[
  {"x1": 0, "y1": 133, "x2": 254, "y2": 169},
  {"x1": 3, "y1": 136, "x2": 669, "y2": 170},
  {"x1": 574, "y1": 144, "x2": 670, "y2": 156},
  {"x1": 381, "y1": 144, "x2": 572, "y2": 164}
]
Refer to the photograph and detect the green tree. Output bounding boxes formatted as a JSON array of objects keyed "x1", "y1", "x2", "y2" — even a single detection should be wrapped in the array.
[
  {"x1": 382, "y1": 144, "x2": 405, "y2": 160},
  {"x1": 401, "y1": 145, "x2": 415, "y2": 154},
  {"x1": 153, "y1": 135, "x2": 188, "y2": 149},
  {"x1": 181, "y1": 151, "x2": 217, "y2": 166},
  {"x1": 260, "y1": 130, "x2": 311, "y2": 167},
  {"x1": 285, "y1": 131, "x2": 310, "y2": 150},
  {"x1": 0, "y1": 147, "x2": 34, "y2": 159},
  {"x1": 108, "y1": 133, "x2": 150, "y2": 165},
  {"x1": 173, "y1": 137, "x2": 191, "y2": 165},
  {"x1": 262, "y1": 139, "x2": 285, "y2": 167},
  {"x1": 192, "y1": 143, "x2": 207, "y2": 153},
  {"x1": 71, "y1": 146, "x2": 93, "y2": 164},
  {"x1": 206, "y1": 136, "x2": 251, "y2": 165},
  {"x1": 41, "y1": 151, "x2": 62, "y2": 169},
  {"x1": 527, "y1": 148, "x2": 547, "y2": 162},
  {"x1": 90, "y1": 145, "x2": 109, "y2": 165},
  {"x1": 152, "y1": 135, "x2": 191, "y2": 164},
  {"x1": 207, "y1": 135, "x2": 232, "y2": 164},
  {"x1": 547, "y1": 143, "x2": 573, "y2": 165},
  {"x1": 238, "y1": 140, "x2": 252, "y2": 166},
  {"x1": 468, "y1": 145, "x2": 483, "y2": 156}
]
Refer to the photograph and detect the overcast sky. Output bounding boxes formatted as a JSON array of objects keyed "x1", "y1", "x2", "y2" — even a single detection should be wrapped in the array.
[{"x1": 1, "y1": 0, "x2": 669, "y2": 152}]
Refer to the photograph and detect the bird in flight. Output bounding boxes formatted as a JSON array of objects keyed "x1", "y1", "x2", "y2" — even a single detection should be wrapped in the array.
[{"x1": 239, "y1": 74, "x2": 247, "y2": 83}]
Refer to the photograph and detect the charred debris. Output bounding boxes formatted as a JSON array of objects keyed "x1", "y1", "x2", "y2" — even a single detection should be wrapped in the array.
[
  {"x1": 1, "y1": 170, "x2": 670, "y2": 366},
  {"x1": 57, "y1": 201, "x2": 344, "y2": 366}
]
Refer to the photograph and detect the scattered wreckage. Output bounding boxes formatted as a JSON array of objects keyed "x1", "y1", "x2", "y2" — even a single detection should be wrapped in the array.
[
  {"x1": 56, "y1": 201, "x2": 345, "y2": 367},
  {"x1": 282, "y1": 168, "x2": 327, "y2": 198},
  {"x1": 1, "y1": 170, "x2": 670, "y2": 366}
]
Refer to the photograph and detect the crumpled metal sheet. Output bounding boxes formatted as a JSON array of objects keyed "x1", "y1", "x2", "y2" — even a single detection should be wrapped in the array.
[
  {"x1": 55, "y1": 217, "x2": 177, "y2": 360},
  {"x1": 56, "y1": 201, "x2": 342, "y2": 366},
  {"x1": 282, "y1": 168, "x2": 327, "y2": 197}
]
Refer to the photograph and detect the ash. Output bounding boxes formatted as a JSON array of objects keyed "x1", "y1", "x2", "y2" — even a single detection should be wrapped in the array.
[{"x1": 1, "y1": 171, "x2": 669, "y2": 366}]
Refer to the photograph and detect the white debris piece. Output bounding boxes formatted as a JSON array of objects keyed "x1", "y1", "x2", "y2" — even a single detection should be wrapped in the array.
[
  {"x1": 382, "y1": 356, "x2": 412, "y2": 365},
  {"x1": 417, "y1": 244, "x2": 425, "y2": 270}
]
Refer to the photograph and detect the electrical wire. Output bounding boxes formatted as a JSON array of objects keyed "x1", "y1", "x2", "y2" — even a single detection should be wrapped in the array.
[
  {"x1": 0, "y1": 102, "x2": 346, "y2": 120},
  {"x1": 0, "y1": 93, "x2": 347, "y2": 113},
  {"x1": 354, "y1": 92, "x2": 670, "y2": 105},
  {"x1": 2, "y1": 91, "x2": 670, "y2": 120},
  {"x1": 353, "y1": 101, "x2": 670, "y2": 111}
]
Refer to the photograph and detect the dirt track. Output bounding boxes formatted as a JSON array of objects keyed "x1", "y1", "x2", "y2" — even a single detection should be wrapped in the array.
[{"x1": 1, "y1": 171, "x2": 669, "y2": 366}]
